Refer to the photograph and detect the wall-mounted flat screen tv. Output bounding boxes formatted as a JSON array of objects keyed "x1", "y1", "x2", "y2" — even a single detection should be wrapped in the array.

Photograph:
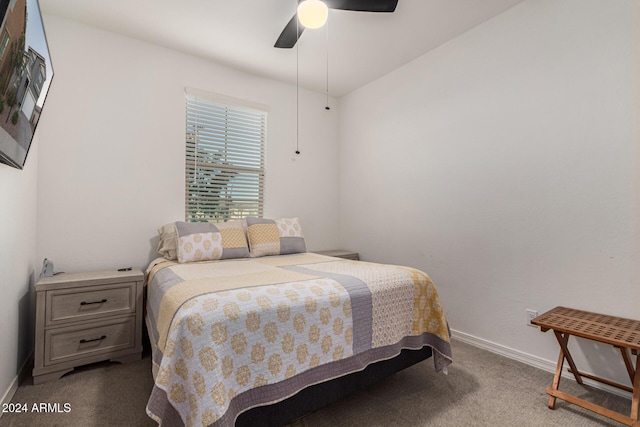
[{"x1": 0, "y1": 0, "x2": 53, "y2": 170}]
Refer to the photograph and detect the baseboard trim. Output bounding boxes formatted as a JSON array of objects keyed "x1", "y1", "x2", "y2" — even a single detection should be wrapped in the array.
[
  {"x1": 450, "y1": 329, "x2": 632, "y2": 399},
  {"x1": 0, "y1": 378, "x2": 19, "y2": 418},
  {"x1": 0, "y1": 352, "x2": 33, "y2": 418}
]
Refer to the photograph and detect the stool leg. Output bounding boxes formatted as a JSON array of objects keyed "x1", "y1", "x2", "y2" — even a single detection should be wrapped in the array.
[
  {"x1": 554, "y1": 331, "x2": 583, "y2": 385},
  {"x1": 549, "y1": 341, "x2": 566, "y2": 409},
  {"x1": 632, "y1": 352, "x2": 639, "y2": 422},
  {"x1": 620, "y1": 347, "x2": 636, "y2": 385}
]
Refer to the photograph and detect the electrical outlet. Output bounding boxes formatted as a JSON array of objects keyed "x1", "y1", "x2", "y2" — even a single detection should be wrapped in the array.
[{"x1": 526, "y1": 309, "x2": 538, "y2": 327}]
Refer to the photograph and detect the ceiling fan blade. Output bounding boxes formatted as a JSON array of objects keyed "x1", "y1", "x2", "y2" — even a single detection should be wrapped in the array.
[
  {"x1": 274, "y1": 14, "x2": 305, "y2": 49},
  {"x1": 324, "y1": 0, "x2": 398, "y2": 12}
]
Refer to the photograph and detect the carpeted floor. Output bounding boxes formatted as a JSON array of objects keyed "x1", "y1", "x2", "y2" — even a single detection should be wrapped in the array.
[{"x1": 0, "y1": 339, "x2": 632, "y2": 426}]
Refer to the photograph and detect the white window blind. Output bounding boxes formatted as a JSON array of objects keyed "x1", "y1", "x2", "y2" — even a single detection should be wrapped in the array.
[{"x1": 185, "y1": 92, "x2": 266, "y2": 222}]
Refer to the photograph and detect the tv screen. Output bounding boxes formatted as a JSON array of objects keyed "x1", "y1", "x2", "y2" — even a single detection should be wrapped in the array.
[{"x1": 0, "y1": 0, "x2": 53, "y2": 170}]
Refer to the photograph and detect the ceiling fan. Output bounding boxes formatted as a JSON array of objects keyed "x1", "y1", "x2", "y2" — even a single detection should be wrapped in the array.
[{"x1": 274, "y1": 0, "x2": 399, "y2": 48}]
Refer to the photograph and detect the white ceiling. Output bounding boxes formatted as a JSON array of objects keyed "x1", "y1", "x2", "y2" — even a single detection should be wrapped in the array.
[{"x1": 39, "y1": 0, "x2": 525, "y2": 97}]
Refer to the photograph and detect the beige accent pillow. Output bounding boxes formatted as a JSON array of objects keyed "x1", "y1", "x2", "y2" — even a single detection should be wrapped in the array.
[{"x1": 157, "y1": 223, "x2": 178, "y2": 260}]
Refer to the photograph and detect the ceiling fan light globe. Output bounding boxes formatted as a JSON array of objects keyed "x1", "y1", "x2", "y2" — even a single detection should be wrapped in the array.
[{"x1": 297, "y1": 0, "x2": 329, "y2": 29}]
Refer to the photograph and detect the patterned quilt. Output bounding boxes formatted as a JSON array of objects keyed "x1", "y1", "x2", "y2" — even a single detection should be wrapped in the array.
[{"x1": 145, "y1": 253, "x2": 452, "y2": 426}]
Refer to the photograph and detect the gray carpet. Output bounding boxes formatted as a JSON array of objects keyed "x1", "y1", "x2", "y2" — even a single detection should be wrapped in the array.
[{"x1": 0, "y1": 339, "x2": 632, "y2": 426}]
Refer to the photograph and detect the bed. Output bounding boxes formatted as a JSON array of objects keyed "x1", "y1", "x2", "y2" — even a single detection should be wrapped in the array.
[{"x1": 144, "y1": 219, "x2": 452, "y2": 426}]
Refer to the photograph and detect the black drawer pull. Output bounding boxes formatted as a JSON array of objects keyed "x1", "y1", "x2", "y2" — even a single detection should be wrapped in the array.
[
  {"x1": 80, "y1": 299, "x2": 107, "y2": 306},
  {"x1": 79, "y1": 335, "x2": 106, "y2": 344}
]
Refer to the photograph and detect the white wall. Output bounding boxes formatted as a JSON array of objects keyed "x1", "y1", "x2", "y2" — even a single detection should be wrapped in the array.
[
  {"x1": 339, "y1": 0, "x2": 640, "y2": 386},
  {"x1": 0, "y1": 140, "x2": 38, "y2": 404},
  {"x1": 36, "y1": 15, "x2": 340, "y2": 273}
]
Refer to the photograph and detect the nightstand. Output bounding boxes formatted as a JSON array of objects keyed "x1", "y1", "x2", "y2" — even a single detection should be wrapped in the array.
[
  {"x1": 32, "y1": 269, "x2": 144, "y2": 384},
  {"x1": 315, "y1": 250, "x2": 359, "y2": 260}
]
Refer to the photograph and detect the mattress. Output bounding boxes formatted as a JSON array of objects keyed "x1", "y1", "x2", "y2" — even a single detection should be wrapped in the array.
[{"x1": 145, "y1": 253, "x2": 452, "y2": 426}]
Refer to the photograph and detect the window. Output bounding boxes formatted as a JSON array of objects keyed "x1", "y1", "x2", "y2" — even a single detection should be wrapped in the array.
[
  {"x1": 185, "y1": 89, "x2": 266, "y2": 222},
  {"x1": 0, "y1": 32, "x2": 10, "y2": 58}
]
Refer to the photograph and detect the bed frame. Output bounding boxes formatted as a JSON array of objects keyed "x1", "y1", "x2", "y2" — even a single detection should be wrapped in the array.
[{"x1": 236, "y1": 346, "x2": 433, "y2": 426}]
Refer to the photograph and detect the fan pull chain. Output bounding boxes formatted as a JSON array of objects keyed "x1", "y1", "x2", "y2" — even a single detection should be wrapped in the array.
[
  {"x1": 325, "y1": 17, "x2": 330, "y2": 111},
  {"x1": 295, "y1": 12, "x2": 300, "y2": 155}
]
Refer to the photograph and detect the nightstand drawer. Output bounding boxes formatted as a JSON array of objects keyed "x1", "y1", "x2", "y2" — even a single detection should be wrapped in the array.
[
  {"x1": 45, "y1": 317, "x2": 135, "y2": 366},
  {"x1": 46, "y1": 282, "x2": 136, "y2": 325}
]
